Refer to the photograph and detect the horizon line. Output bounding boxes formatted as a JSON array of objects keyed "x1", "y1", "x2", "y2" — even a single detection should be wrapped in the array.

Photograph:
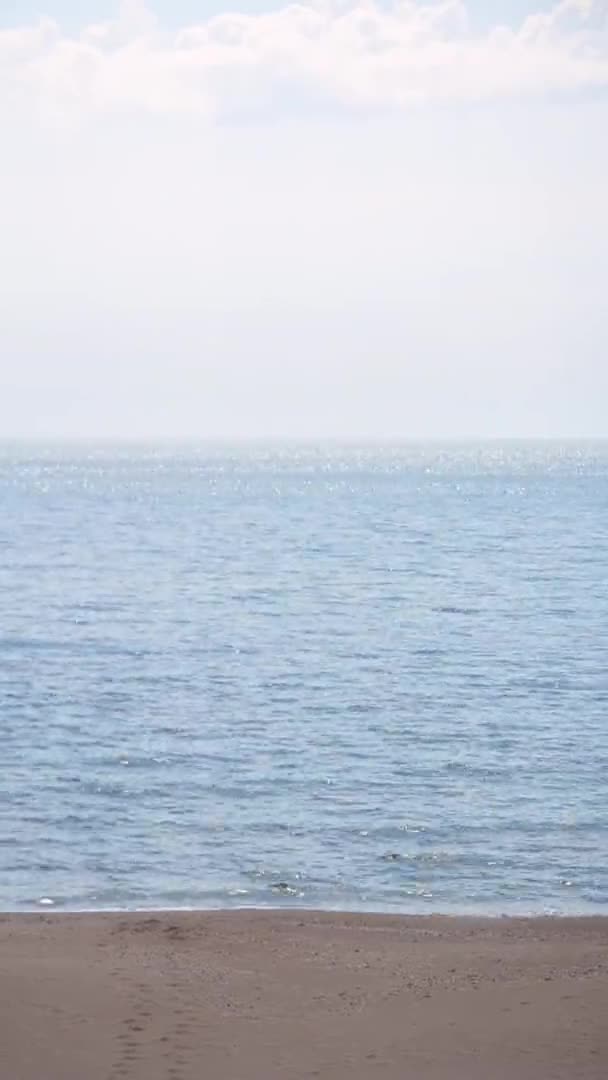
[{"x1": 1, "y1": 435, "x2": 607, "y2": 445}]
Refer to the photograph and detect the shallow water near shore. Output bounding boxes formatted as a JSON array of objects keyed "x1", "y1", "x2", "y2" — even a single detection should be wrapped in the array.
[{"x1": 1, "y1": 441, "x2": 607, "y2": 913}]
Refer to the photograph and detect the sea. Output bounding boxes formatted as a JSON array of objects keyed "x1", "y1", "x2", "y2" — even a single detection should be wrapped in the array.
[{"x1": 1, "y1": 441, "x2": 607, "y2": 914}]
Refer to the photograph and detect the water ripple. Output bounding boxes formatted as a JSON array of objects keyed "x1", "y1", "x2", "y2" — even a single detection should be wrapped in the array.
[{"x1": 0, "y1": 441, "x2": 607, "y2": 913}]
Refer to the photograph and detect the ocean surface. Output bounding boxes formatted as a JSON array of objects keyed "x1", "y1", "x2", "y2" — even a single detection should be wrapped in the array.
[{"x1": 1, "y1": 441, "x2": 607, "y2": 914}]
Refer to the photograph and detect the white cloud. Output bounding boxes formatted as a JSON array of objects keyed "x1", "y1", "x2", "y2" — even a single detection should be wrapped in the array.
[
  {"x1": 1, "y1": 0, "x2": 607, "y2": 123},
  {"x1": 1, "y1": 3, "x2": 607, "y2": 438}
]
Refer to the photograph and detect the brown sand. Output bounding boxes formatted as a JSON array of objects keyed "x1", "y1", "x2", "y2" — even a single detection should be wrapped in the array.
[{"x1": 1, "y1": 912, "x2": 607, "y2": 1079}]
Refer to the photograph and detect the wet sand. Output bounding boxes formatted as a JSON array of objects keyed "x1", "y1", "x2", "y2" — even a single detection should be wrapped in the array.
[{"x1": 1, "y1": 911, "x2": 607, "y2": 1078}]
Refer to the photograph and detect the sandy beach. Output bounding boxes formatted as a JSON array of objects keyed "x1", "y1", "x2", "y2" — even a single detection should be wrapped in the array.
[{"x1": 1, "y1": 912, "x2": 607, "y2": 1079}]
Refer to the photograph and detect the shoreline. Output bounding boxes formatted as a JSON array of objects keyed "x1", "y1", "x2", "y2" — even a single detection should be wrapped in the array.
[
  {"x1": 5, "y1": 905, "x2": 608, "y2": 918},
  {"x1": 2, "y1": 910, "x2": 607, "y2": 1078},
  {"x1": 6, "y1": 895, "x2": 608, "y2": 917}
]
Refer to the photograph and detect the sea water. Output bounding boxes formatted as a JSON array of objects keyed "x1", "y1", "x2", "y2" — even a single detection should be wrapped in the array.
[{"x1": 1, "y1": 441, "x2": 606, "y2": 913}]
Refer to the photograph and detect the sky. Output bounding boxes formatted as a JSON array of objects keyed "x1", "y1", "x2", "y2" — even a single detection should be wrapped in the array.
[{"x1": 1, "y1": 0, "x2": 607, "y2": 439}]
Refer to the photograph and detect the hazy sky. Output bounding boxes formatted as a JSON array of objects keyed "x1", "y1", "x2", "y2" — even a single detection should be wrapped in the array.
[{"x1": 1, "y1": 0, "x2": 607, "y2": 439}]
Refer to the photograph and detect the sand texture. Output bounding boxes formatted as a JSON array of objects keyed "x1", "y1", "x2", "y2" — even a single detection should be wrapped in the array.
[{"x1": 1, "y1": 911, "x2": 607, "y2": 1078}]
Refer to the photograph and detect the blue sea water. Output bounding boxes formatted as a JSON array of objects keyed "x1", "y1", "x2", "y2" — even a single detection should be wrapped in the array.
[{"x1": 1, "y1": 441, "x2": 607, "y2": 914}]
